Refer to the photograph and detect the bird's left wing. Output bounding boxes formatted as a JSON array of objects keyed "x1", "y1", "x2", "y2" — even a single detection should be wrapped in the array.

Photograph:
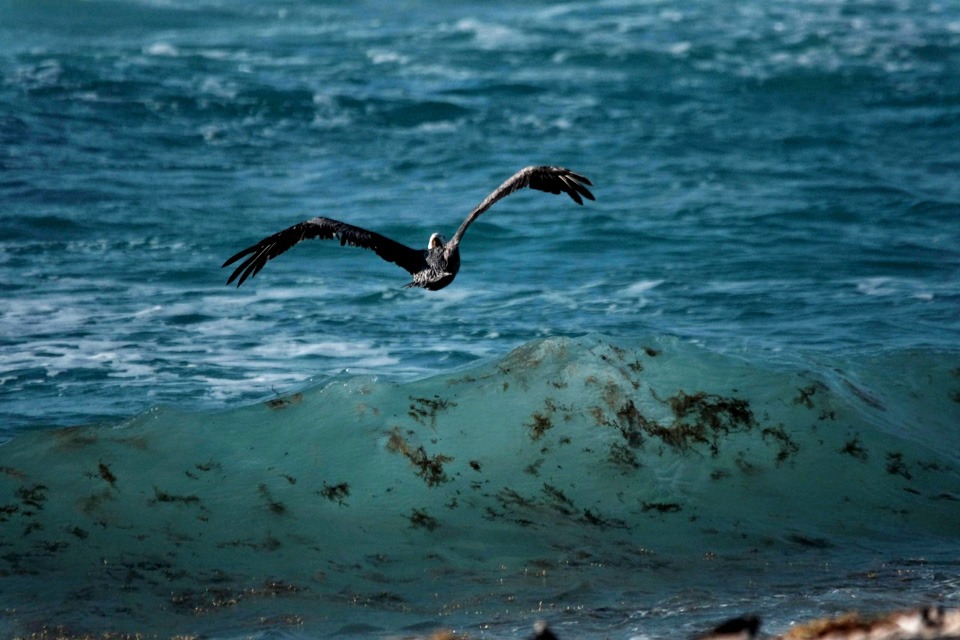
[
  {"x1": 447, "y1": 166, "x2": 594, "y2": 249},
  {"x1": 223, "y1": 217, "x2": 426, "y2": 287}
]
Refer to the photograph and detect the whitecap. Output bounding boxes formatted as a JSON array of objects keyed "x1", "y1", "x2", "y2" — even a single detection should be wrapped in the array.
[
  {"x1": 623, "y1": 279, "x2": 665, "y2": 296},
  {"x1": 249, "y1": 339, "x2": 383, "y2": 360},
  {"x1": 366, "y1": 49, "x2": 410, "y2": 65},
  {"x1": 200, "y1": 77, "x2": 238, "y2": 99},
  {"x1": 143, "y1": 42, "x2": 179, "y2": 57},
  {"x1": 412, "y1": 120, "x2": 462, "y2": 134},
  {"x1": 133, "y1": 305, "x2": 163, "y2": 317},
  {"x1": 658, "y1": 9, "x2": 685, "y2": 23},
  {"x1": 450, "y1": 18, "x2": 526, "y2": 50},
  {"x1": 855, "y1": 277, "x2": 896, "y2": 297},
  {"x1": 197, "y1": 48, "x2": 233, "y2": 61},
  {"x1": 201, "y1": 124, "x2": 225, "y2": 143}
]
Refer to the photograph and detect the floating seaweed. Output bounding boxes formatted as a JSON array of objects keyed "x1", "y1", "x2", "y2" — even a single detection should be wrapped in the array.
[
  {"x1": 527, "y1": 398, "x2": 570, "y2": 442},
  {"x1": 16, "y1": 484, "x2": 48, "y2": 511},
  {"x1": 66, "y1": 526, "x2": 89, "y2": 540},
  {"x1": 408, "y1": 508, "x2": 439, "y2": 531},
  {"x1": 793, "y1": 384, "x2": 819, "y2": 408},
  {"x1": 318, "y1": 482, "x2": 350, "y2": 505},
  {"x1": 78, "y1": 490, "x2": 114, "y2": 516},
  {"x1": 641, "y1": 502, "x2": 682, "y2": 514},
  {"x1": 98, "y1": 462, "x2": 118, "y2": 489},
  {"x1": 52, "y1": 427, "x2": 98, "y2": 450},
  {"x1": 266, "y1": 392, "x2": 303, "y2": 410},
  {"x1": 735, "y1": 456, "x2": 762, "y2": 476},
  {"x1": 0, "y1": 503, "x2": 19, "y2": 523},
  {"x1": 608, "y1": 442, "x2": 641, "y2": 471},
  {"x1": 579, "y1": 508, "x2": 627, "y2": 529},
  {"x1": 408, "y1": 395, "x2": 457, "y2": 429},
  {"x1": 23, "y1": 520, "x2": 44, "y2": 536},
  {"x1": 258, "y1": 483, "x2": 287, "y2": 515},
  {"x1": 151, "y1": 488, "x2": 201, "y2": 506},
  {"x1": 496, "y1": 487, "x2": 536, "y2": 510},
  {"x1": 886, "y1": 453, "x2": 913, "y2": 480},
  {"x1": 541, "y1": 484, "x2": 576, "y2": 516},
  {"x1": 614, "y1": 400, "x2": 653, "y2": 448},
  {"x1": 0, "y1": 466, "x2": 27, "y2": 479},
  {"x1": 524, "y1": 459, "x2": 545, "y2": 476},
  {"x1": 710, "y1": 469, "x2": 732, "y2": 481},
  {"x1": 217, "y1": 534, "x2": 282, "y2": 552},
  {"x1": 761, "y1": 425, "x2": 800, "y2": 464},
  {"x1": 840, "y1": 435, "x2": 869, "y2": 461},
  {"x1": 668, "y1": 391, "x2": 754, "y2": 442},
  {"x1": 526, "y1": 411, "x2": 554, "y2": 441},
  {"x1": 195, "y1": 460, "x2": 222, "y2": 473},
  {"x1": 386, "y1": 427, "x2": 452, "y2": 487},
  {"x1": 605, "y1": 391, "x2": 757, "y2": 457}
]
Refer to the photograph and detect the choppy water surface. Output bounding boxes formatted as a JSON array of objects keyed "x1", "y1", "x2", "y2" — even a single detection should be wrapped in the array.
[{"x1": 1, "y1": 0, "x2": 959, "y2": 638}]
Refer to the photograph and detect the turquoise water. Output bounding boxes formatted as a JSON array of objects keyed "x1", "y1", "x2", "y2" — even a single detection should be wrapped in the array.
[
  {"x1": 1, "y1": 1, "x2": 959, "y2": 638},
  {"x1": 2, "y1": 336, "x2": 959, "y2": 638}
]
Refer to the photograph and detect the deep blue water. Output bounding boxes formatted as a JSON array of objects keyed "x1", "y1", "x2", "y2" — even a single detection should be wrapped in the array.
[{"x1": 1, "y1": 1, "x2": 959, "y2": 638}]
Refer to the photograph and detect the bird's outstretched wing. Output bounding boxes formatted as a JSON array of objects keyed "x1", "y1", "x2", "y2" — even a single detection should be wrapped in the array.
[
  {"x1": 447, "y1": 165, "x2": 594, "y2": 249},
  {"x1": 222, "y1": 216, "x2": 426, "y2": 287}
]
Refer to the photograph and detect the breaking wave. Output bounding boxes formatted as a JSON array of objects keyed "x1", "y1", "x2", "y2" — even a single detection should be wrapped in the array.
[{"x1": 1, "y1": 335, "x2": 958, "y2": 637}]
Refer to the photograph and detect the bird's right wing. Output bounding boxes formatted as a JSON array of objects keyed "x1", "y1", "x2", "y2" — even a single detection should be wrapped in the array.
[
  {"x1": 222, "y1": 217, "x2": 426, "y2": 287},
  {"x1": 448, "y1": 166, "x2": 594, "y2": 249}
]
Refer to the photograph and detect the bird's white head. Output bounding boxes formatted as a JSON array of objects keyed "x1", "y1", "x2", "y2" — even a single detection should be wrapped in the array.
[{"x1": 428, "y1": 233, "x2": 445, "y2": 249}]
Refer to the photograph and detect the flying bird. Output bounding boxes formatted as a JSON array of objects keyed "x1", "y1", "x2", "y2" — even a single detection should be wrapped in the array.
[{"x1": 222, "y1": 165, "x2": 594, "y2": 291}]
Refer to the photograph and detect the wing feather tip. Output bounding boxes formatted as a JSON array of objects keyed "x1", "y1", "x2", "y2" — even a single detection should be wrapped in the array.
[{"x1": 571, "y1": 172, "x2": 593, "y2": 186}]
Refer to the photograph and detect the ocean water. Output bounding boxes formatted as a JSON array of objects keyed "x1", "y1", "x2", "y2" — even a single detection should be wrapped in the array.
[{"x1": 1, "y1": 0, "x2": 959, "y2": 638}]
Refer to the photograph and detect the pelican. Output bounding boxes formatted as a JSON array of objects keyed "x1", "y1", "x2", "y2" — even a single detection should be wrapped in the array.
[{"x1": 222, "y1": 165, "x2": 594, "y2": 290}]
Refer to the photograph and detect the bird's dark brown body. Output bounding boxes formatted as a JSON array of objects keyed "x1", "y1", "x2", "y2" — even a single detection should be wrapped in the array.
[
  {"x1": 223, "y1": 165, "x2": 593, "y2": 291},
  {"x1": 413, "y1": 245, "x2": 461, "y2": 291}
]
